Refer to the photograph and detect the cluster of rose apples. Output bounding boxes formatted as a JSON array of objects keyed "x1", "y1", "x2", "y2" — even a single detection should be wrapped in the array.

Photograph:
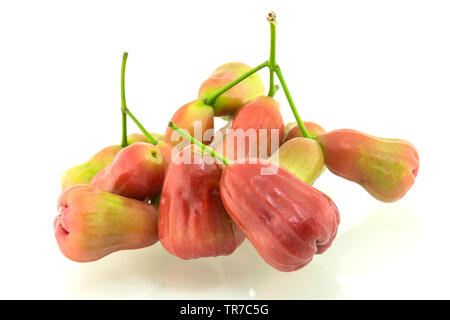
[{"x1": 54, "y1": 13, "x2": 419, "y2": 272}]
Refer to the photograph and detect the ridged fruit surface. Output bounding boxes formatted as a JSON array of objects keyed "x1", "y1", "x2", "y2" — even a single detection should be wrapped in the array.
[
  {"x1": 220, "y1": 159, "x2": 340, "y2": 272},
  {"x1": 158, "y1": 146, "x2": 244, "y2": 259}
]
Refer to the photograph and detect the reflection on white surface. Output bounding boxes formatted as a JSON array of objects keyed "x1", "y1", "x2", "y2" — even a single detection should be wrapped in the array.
[{"x1": 63, "y1": 203, "x2": 421, "y2": 299}]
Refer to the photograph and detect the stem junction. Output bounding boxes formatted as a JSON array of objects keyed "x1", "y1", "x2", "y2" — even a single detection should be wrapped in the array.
[
  {"x1": 120, "y1": 52, "x2": 158, "y2": 145},
  {"x1": 265, "y1": 11, "x2": 311, "y2": 139}
]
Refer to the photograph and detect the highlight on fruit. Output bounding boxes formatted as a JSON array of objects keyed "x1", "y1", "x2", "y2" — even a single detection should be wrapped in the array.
[{"x1": 54, "y1": 12, "x2": 419, "y2": 272}]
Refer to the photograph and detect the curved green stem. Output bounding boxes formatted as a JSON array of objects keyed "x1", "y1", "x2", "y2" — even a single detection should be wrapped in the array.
[
  {"x1": 274, "y1": 66, "x2": 311, "y2": 139},
  {"x1": 204, "y1": 61, "x2": 269, "y2": 105},
  {"x1": 121, "y1": 52, "x2": 128, "y2": 148},
  {"x1": 124, "y1": 107, "x2": 158, "y2": 145},
  {"x1": 267, "y1": 12, "x2": 277, "y2": 97},
  {"x1": 120, "y1": 52, "x2": 158, "y2": 145},
  {"x1": 168, "y1": 122, "x2": 230, "y2": 165}
]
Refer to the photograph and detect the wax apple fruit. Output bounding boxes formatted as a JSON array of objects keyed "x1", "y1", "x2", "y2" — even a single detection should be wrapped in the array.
[
  {"x1": 158, "y1": 145, "x2": 244, "y2": 259},
  {"x1": 214, "y1": 96, "x2": 284, "y2": 160},
  {"x1": 316, "y1": 129, "x2": 419, "y2": 202},
  {"x1": 54, "y1": 185, "x2": 159, "y2": 262},
  {"x1": 163, "y1": 100, "x2": 214, "y2": 149},
  {"x1": 220, "y1": 159, "x2": 340, "y2": 272},
  {"x1": 90, "y1": 142, "x2": 165, "y2": 201},
  {"x1": 61, "y1": 133, "x2": 148, "y2": 190},
  {"x1": 152, "y1": 134, "x2": 174, "y2": 172},
  {"x1": 284, "y1": 121, "x2": 326, "y2": 142},
  {"x1": 156, "y1": 140, "x2": 174, "y2": 172},
  {"x1": 269, "y1": 137, "x2": 324, "y2": 185},
  {"x1": 198, "y1": 62, "x2": 265, "y2": 116}
]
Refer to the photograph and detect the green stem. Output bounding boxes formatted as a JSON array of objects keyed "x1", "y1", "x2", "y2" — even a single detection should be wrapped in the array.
[
  {"x1": 121, "y1": 52, "x2": 128, "y2": 148},
  {"x1": 268, "y1": 71, "x2": 275, "y2": 97},
  {"x1": 123, "y1": 107, "x2": 158, "y2": 145},
  {"x1": 267, "y1": 12, "x2": 277, "y2": 97},
  {"x1": 204, "y1": 61, "x2": 269, "y2": 105},
  {"x1": 120, "y1": 52, "x2": 158, "y2": 145},
  {"x1": 168, "y1": 122, "x2": 230, "y2": 165},
  {"x1": 274, "y1": 66, "x2": 311, "y2": 139},
  {"x1": 273, "y1": 84, "x2": 280, "y2": 96}
]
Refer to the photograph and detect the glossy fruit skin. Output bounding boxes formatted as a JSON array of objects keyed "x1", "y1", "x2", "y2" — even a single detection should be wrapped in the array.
[
  {"x1": 214, "y1": 96, "x2": 284, "y2": 160},
  {"x1": 220, "y1": 159, "x2": 340, "y2": 272},
  {"x1": 269, "y1": 137, "x2": 324, "y2": 185},
  {"x1": 90, "y1": 142, "x2": 165, "y2": 201},
  {"x1": 284, "y1": 121, "x2": 326, "y2": 141},
  {"x1": 316, "y1": 129, "x2": 419, "y2": 202},
  {"x1": 54, "y1": 185, "x2": 158, "y2": 262},
  {"x1": 158, "y1": 145, "x2": 245, "y2": 259},
  {"x1": 156, "y1": 140, "x2": 174, "y2": 172},
  {"x1": 198, "y1": 62, "x2": 265, "y2": 116},
  {"x1": 60, "y1": 133, "x2": 148, "y2": 190},
  {"x1": 163, "y1": 100, "x2": 215, "y2": 149}
]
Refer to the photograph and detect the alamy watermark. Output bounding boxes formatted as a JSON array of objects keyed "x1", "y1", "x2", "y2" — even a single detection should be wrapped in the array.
[{"x1": 169, "y1": 121, "x2": 281, "y2": 175}]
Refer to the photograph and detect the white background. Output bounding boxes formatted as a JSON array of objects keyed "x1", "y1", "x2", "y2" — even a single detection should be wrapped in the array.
[{"x1": 0, "y1": 0, "x2": 449, "y2": 299}]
